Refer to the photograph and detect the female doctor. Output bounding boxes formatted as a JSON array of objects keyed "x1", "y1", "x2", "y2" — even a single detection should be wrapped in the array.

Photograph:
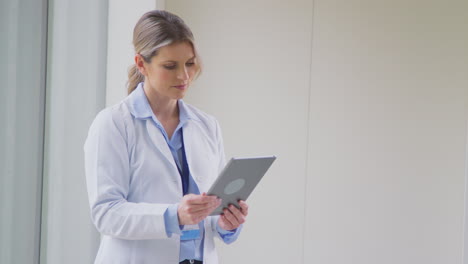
[{"x1": 84, "y1": 10, "x2": 248, "y2": 264}]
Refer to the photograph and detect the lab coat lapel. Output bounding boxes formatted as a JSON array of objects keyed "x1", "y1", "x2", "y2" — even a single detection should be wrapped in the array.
[
  {"x1": 145, "y1": 120, "x2": 178, "y2": 173},
  {"x1": 182, "y1": 122, "x2": 204, "y2": 187}
]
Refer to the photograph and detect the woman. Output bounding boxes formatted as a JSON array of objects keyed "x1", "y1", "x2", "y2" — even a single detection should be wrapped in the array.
[{"x1": 84, "y1": 10, "x2": 248, "y2": 264}]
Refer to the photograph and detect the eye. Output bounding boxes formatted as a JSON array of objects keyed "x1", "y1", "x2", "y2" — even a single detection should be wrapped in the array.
[
  {"x1": 186, "y1": 62, "x2": 195, "y2": 67},
  {"x1": 163, "y1": 64, "x2": 176, "y2": 70}
]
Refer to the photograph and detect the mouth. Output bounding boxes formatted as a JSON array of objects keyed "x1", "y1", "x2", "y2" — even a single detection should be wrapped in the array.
[{"x1": 173, "y1": 84, "x2": 188, "y2": 90}]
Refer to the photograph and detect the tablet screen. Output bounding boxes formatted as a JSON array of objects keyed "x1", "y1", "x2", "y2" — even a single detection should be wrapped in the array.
[{"x1": 207, "y1": 156, "x2": 276, "y2": 215}]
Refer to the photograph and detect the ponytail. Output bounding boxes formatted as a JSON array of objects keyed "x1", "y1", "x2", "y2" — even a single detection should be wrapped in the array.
[{"x1": 127, "y1": 64, "x2": 144, "y2": 94}]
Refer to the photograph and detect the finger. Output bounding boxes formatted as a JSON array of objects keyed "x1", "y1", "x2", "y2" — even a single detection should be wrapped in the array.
[
  {"x1": 220, "y1": 212, "x2": 234, "y2": 230},
  {"x1": 228, "y1": 204, "x2": 246, "y2": 224},
  {"x1": 238, "y1": 200, "x2": 249, "y2": 216},
  {"x1": 182, "y1": 204, "x2": 218, "y2": 215},
  {"x1": 198, "y1": 201, "x2": 221, "y2": 217},
  {"x1": 223, "y1": 208, "x2": 240, "y2": 228},
  {"x1": 194, "y1": 199, "x2": 221, "y2": 213},
  {"x1": 187, "y1": 196, "x2": 217, "y2": 205},
  {"x1": 202, "y1": 197, "x2": 222, "y2": 213},
  {"x1": 182, "y1": 207, "x2": 219, "y2": 226},
  {"x1": 201, "y1": 192, "x2": 219, "y2": 200},
  {"x1": 187, "y1": 198, "x2": 221, "y2": 214},
  {"x1": 185, "y1": 194, "x2": 218, "y2": 205},
  {"x1": 179, "y1": 205, "x2": 216, "y2": 225}
]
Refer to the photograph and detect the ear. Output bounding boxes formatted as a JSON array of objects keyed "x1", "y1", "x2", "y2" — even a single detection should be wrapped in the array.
[{"x1": 135, "y1": 54, "x2": 147, "y2": 76}]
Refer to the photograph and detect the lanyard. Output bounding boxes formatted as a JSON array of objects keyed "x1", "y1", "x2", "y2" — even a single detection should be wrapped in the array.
[{"x1": 175, "y1": 129, "x2": 190, "y2": 195}]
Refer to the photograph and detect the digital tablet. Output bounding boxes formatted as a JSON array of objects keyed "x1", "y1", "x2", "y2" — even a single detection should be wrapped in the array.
[{"x1": 207, "y1": 156, "x2": 276, "y2": 215}]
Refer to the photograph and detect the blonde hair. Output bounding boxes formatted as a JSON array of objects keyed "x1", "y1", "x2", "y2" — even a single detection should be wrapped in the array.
[{"x1": 127, "y1": 10, "x2": 201, "y2": 94}]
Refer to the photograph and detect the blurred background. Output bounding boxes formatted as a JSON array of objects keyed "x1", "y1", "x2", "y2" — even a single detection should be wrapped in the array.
[{"x1": 1, "y1": 0, "x2": 467, "y2": 263}]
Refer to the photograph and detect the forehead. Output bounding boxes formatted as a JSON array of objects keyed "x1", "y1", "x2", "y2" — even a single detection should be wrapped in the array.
[{"x1": 154, "y1": 41, "x2": 195, "y2": 62}]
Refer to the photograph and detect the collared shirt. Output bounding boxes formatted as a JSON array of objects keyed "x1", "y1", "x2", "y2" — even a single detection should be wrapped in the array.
[{"x1": 131, "y1": 83, "x2": 241, "y2": 262}]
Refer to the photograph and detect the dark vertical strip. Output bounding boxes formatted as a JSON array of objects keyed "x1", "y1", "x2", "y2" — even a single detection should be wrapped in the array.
[{"x1": 37, "y1": 0, "x2": 48, "y2": 263}]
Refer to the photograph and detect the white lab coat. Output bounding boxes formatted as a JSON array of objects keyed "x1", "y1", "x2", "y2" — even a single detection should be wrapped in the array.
[{"x1": 84, "y1": 89, "x2": 228, "y2": 264}]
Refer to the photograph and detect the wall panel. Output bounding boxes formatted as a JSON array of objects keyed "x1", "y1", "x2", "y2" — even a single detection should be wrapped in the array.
[
  {"x1": 0, "y1": 0, "x2": 47, "y2": 263},
  {"x1": 39, "y1": 1, "x2": 108, "y2": 263},
  {"x1": 305, "y1": 1, "x2": 468, "y2": 263},
  {"x1": 167, "y1": 1, "x2": 313, "y2": 263}
]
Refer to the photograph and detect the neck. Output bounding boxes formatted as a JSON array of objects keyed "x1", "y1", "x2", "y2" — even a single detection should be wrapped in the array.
[{"x1": 143, "y1": 85, "x2": 179, "y2": 121}]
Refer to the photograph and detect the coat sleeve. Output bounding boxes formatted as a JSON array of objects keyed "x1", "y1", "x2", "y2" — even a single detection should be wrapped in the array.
[{"x1": 84, "y1": 108, "x2": 171, "y2": 240}]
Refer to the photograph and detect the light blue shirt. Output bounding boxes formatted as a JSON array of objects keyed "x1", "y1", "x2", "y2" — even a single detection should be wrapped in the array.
[{"x1": 131, "y1": 83, "x2": 241, "y2": 262}]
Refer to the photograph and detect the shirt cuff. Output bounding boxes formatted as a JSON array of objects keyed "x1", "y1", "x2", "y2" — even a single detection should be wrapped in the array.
[
  {"x1": 216, "y1": 221, "x2": 242, "y2": 244},
  {"x1": 164, "y1": 204, "x2": 182, "y2": 236},
  {"x1": 216, "y1": 224, "x2": 237, "y2": 235}
]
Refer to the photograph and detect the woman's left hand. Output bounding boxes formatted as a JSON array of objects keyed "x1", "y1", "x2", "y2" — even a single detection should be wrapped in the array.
[{"x1": 217, "y1": 200, "x2": 249, "y2": 231}]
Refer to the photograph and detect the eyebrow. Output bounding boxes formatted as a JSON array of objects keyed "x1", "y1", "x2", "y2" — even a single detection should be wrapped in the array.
[{"x1": 162, "y1": 56, "x2": 196, "y2": 63}]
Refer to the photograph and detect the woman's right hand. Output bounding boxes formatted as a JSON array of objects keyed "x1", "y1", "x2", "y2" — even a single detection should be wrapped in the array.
[{"x1": 177, "y1": 192, "x2": 221, "y2": 225}]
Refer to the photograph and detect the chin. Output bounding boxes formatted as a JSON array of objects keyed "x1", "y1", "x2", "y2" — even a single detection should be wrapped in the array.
[{"x1": 173, "y1": 92, "x2": 186, "y2": 100}]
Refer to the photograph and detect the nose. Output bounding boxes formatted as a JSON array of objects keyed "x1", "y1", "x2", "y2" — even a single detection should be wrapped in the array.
[{"x1": 177, "y1": 66, "x2": 189, "y2": 81}]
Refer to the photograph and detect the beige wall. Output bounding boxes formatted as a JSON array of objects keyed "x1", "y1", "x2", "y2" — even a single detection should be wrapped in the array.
[
  {"x1": 167, "y1": 1, "x2": 313, "y2": 263},
  {"x1": 166, "y1": 1, "x2": 468, "y2": 264},
  {"x1": 305, "y1": 1, "x2": 468, "y2": 264}
]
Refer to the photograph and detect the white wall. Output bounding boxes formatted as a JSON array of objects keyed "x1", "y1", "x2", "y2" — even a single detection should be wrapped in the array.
[
  {"x1": 166, "y1": 1, "x2": 468, "y2": 264},
  {"x1": 106, "y1": 0, "x2": 157, "y2": 106},
  {"x1": 305, "y1": 1, "x2": 468, "y2": 264},
  {"x1": 166, "y1": 1, "x2": 312, "y2": 263}
]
